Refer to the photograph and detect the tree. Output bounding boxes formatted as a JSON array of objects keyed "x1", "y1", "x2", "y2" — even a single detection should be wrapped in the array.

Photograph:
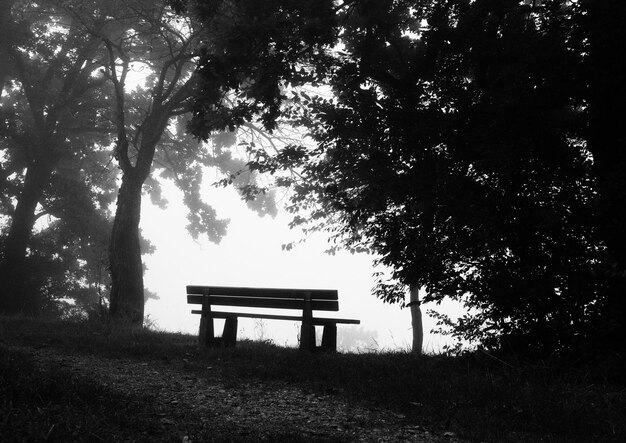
[
  {"x1": 0, "y1": 0, "x2": 118, "y2": 314},
  {"x1": 96, "y1": 0, "x2": 322, "y2": 323},
  {"x1": 409, "y1": 286, "x2": 423, "y2": 355},
  {"x1": 1, "y1": 0, "x2": 182, "y2": 317},
  {"x1": 92, "y1": 0, "x2": 202, "y2": 323},
  {"x1": 244, "y1": 0, "x2": 618, "y2": 357},
  {"x1": 1, "y1": 0, "x2": 291, "y2": 321}
]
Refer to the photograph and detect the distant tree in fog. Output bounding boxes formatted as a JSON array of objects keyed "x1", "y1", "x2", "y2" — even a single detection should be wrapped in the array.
[{"x1": 0, "y1": 0, "x2": 118, "y2": 314}]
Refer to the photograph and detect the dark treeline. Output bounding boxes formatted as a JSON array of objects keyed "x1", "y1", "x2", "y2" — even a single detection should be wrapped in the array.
[{"x1": 1, "y1": 0, "x2": 624, "y2": 359}]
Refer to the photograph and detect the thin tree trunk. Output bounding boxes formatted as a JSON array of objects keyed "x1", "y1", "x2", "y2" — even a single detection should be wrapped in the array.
[
  {"x1": 0, "y1": 158, "x2": 55, "y2": 314},
  {"x1": 409, "y1": 285, "x2": 423, "y2": 355},
  {"x1": 108, "y1": 171, "x2": 145, "y2": 324}
]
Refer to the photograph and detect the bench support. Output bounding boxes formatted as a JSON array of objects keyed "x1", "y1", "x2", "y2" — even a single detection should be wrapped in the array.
[
  {"x1": 223, "y1": 316, "x2": 238, "y2": 347},
  {"x1": 321, "y1": 324, "x2": 337, "y2": 352},
  {"x1": 199, "y1": 295, "x2": 217, "y2": 347},
  {"x1": 199, "y1": 293, "x2": 239, "y2": 348},
  {"x1": 299, "y1": 292, "x2": 316, "y2": 351},
  {"x1": 300, "y1": 324, "x2": 316, "y2": 351}
]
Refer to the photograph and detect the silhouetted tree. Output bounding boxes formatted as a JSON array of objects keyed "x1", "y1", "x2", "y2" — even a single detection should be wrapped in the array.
[
  {"x1": 94, "y1": 0, "x2": 202, "y2": 323},
  {"x1": 100, "y1": 0, "x2": 300, "y2": 323},
  {"x1": 243, "y1": 0, "x2": 622, "y2": 357}
]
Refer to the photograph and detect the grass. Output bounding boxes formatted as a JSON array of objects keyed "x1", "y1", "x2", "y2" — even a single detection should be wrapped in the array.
[
  {"x1": 0, "y1": 346, "x2": 165, "y2": 441},
  {"x1": 1, "y1": 315, "x2": 625, "y2": 442}
]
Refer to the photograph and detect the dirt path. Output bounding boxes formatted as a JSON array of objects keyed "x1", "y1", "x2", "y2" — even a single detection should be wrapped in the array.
[{"x1": 15, "y1": 345, "x2": 464, "y2": 442}]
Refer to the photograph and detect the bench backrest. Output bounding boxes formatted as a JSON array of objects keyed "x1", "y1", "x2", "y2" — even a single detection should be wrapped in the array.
[{"x1": 186, "y1": 285, "x2": 339, "y2": 312}]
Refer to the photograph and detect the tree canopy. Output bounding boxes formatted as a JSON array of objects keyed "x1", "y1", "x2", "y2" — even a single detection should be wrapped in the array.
[{"x1": 233, "y1": 0, "x2": 626, "y2": 356}]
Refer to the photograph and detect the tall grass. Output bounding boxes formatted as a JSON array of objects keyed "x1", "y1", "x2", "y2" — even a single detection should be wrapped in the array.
[{"x1": 1, "y1": 315, "x2": 624, "y2": 442}]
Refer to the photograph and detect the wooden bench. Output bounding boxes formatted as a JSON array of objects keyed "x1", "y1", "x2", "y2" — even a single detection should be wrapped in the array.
[{"x1": 187, "y1": 285, "x2": 360, "y2": 351}]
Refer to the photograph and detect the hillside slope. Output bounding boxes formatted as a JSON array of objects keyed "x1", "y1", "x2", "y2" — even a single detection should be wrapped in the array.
[{"x1": 1, "y1": 317, "x2": 624, "y2": 442}]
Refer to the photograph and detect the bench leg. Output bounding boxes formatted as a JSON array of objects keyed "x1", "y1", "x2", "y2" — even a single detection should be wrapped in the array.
[
  {"x1": 199, "y1": 316, "x2": 215, "y2": 347},
  {"x1": 223, "y1": 316, "x2": 238, "y2": 347},
  {"x1": 321, "y1": 324, "x2": 337, "y2": 352},
  {"x1": 299, "y1": 323, "x2": 316, "y2": 351}
]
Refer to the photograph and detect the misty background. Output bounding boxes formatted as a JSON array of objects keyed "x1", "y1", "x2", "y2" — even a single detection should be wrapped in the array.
[{"x1": 140, "y1": 179, "x2": 463, "y2": 352}]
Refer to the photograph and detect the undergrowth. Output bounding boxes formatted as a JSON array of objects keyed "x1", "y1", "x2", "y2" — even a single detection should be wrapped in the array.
[{"x1": 1, "y1": 315, "x2": 624, "y2": 442}]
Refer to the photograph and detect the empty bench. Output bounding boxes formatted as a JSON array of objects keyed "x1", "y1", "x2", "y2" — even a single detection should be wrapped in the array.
[{"x1": 187, "y1": 285, "x2": 360, "y2": 351}]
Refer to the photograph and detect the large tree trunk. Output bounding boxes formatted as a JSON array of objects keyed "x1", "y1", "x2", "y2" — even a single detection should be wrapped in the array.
[
  {"x1": 0, "y1": 158, "x2": 55, "y2": 314},
  {"x1": 103, "y1": 23, "x2": 195, "y2": 324},
  {"x1": 108, "y1": 171, "x2": 145, "y2": 324},
  {"x1": 409, "y1": 285, "x2": 423, "y2": 355}
]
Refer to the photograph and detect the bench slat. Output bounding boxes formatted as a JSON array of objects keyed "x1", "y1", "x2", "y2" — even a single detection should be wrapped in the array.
[
  {"x1": 190, "y1": 310, "x2": 361, "y2": 325},
  {"x1": 186, "y1": 285, "x2": 338, "y2": 300},
  {"x1": 187, "y1": 294, "x2": 339, "y2": 311}
]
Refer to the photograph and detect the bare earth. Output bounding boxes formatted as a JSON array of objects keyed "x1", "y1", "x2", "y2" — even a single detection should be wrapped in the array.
[{"x1": 13, "y1": 344, "x2": 466, "y2": 442}]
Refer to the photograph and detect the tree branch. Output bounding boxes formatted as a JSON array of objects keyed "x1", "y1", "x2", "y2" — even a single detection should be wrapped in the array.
[{"x1": 104, "y1": 40, "x2": 133, "y2": 174}]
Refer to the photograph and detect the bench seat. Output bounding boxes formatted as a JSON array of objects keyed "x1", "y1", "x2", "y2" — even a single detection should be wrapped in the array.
[{"x1": 189, "y1": 309, "x2": 360, "y2": 325}]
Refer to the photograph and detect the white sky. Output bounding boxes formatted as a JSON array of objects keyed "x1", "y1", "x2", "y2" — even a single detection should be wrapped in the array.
[{"x1": 140, "y1": 178, "x2": 465, "y2": 353}]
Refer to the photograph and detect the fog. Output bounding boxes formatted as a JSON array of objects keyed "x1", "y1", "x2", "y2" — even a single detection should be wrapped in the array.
[{"x1": 141, "y1": 179, "x2": 463, "y2": 353}]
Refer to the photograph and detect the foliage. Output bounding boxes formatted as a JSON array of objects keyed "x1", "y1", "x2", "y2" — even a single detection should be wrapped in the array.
[
  {"x1": 242, "y1": 0, "x2": 622, "y2": 357},
  {"x1": 173, "y1": 0, "x2": 337, "y2": 136}
]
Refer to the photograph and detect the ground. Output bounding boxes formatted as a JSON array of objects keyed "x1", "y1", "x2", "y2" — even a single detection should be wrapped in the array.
[
  {"x1": 1, "y1": 340, "x2": 462, "y2": 442},
  {"x1": 2, "y1": 317, "x2": 624, "y2": 442}
]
